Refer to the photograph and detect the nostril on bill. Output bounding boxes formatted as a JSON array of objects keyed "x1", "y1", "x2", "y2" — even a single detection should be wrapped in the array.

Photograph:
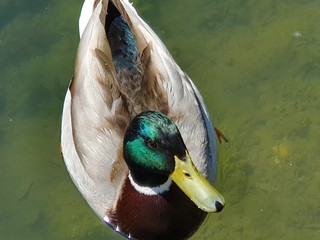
[{"x1": 215, "y1": 201, "x2": 224, "y2": 212}]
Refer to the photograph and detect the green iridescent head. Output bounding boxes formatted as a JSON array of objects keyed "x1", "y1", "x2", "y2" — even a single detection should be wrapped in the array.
[
  {"x1": 123, "y1": 111, "x2": 225, "y2": 212},
  {"x1": 123, "y1": 111, "x2": 186, "y2": 187}
]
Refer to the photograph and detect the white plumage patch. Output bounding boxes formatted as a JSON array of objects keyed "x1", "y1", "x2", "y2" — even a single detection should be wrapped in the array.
[{"x1": 128, "y1": 173, "x2": 172, "y2": 195}]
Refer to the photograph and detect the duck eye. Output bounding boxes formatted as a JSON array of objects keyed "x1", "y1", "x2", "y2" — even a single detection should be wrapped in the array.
[{"x1": 146, "y1": 139, "x2": 158, "y2": 149}]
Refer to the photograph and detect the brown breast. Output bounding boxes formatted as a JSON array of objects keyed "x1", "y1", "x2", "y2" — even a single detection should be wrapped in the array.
[{"x1": 108, "y1": 176, "x2": 207, "y2": 240}]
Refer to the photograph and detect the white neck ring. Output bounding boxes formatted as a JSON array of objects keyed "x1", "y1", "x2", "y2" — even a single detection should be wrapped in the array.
[{"x1": 128, "y1": 173, "x2": 172, "y2": 195}]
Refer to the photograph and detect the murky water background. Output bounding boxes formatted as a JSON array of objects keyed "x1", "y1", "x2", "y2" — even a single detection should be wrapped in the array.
[{"x1": 1, "y1": 0, "x2": 320, "y2": 239}]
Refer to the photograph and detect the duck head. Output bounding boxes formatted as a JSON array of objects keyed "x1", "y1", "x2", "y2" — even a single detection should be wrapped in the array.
[{"x1": 124, "y1": 111, "x2": 225, "y2": 212}]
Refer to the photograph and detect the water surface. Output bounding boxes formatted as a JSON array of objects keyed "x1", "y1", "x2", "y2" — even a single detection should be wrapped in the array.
[{"x1": 1, "y1": 0, "x2": 320, "y2": 239}]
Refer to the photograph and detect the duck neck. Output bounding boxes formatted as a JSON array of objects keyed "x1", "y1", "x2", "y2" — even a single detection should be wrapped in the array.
[{"x1": 128, "y1": 172, "x2": 172, "y2": 196}]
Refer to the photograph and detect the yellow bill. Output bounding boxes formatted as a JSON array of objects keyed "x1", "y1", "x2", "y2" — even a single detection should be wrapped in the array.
[{"x1": 171, "y1": 151, "x2": 225, "y2": 212}]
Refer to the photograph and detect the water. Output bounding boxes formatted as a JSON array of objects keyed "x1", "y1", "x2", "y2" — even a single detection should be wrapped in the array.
[{"x1": 1, "y1": 0, "x2": 320, "y2": 239}]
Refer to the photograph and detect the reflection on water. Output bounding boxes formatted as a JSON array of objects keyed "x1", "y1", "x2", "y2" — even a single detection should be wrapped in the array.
[{"x1": 1, "y1": 0, "x2": 320, "y2": 239}]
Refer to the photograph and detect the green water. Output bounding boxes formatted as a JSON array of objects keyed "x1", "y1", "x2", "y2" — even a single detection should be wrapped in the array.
[{"x1": 1, "y1": 0, "x2": 320, "y2": 239}]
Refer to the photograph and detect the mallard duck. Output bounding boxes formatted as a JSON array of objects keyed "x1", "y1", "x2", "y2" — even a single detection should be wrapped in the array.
[{"x1": 61, "y1": 0, "x2": 225, "y2": 239}]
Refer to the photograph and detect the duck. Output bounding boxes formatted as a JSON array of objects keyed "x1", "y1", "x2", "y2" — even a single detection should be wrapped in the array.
[{"x1": 61, "y1": 0, "x2": 225, "y2": 239}]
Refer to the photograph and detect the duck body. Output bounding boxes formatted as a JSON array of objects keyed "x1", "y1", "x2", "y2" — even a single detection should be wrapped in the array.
[{"x1": 61, "y1": 0, "x2": 224, "y2": 239}]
